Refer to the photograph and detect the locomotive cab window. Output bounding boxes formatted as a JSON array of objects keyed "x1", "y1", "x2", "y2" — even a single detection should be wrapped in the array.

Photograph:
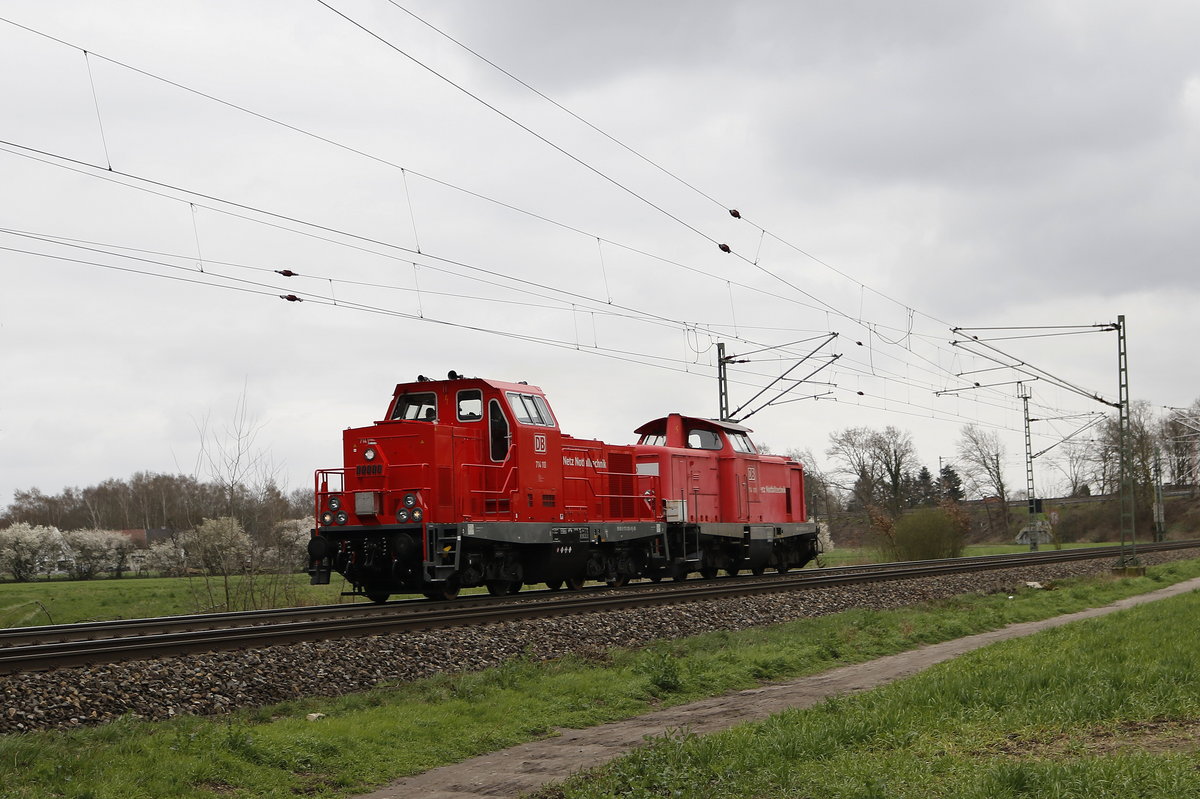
[
  {"x1": 392, "y1": 392, "x2": 437, "y2": 421},
  {"x1": 686, "y1": 428, "x2": 723, "y2": 450},
  {"x1": 639, "y1": 433, "x2": 666, "y2": 446},
  {"x1": 505, "y1": 392, "x2": 556, "y2": 427},
  {"x1": 456, "y1": 389, "x2": 483, "y2": 421},
  {"x1": 729, "y1": 432, "x2": 757, "y2": 454}
]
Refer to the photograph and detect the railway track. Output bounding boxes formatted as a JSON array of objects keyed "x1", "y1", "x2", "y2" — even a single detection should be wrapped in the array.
[{"x1": 0, "y1": 541, "x2": 1194, "y2": 675}]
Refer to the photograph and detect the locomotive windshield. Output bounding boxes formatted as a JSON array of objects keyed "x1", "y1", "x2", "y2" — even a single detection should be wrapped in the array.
[
  {"x1": 728, "y1": 432, "x2": 758, "y2": 453},
  {"x1": 392, "y1": 392, "x2": 437, "y2": 421},
  {"x1": 506, "y1": 392, "x2": 556, "y2": 427}
]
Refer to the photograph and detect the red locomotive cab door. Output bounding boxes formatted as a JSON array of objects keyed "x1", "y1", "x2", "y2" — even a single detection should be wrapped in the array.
[{"x1": 671, "y1": 456, "x2": 692, "y2": 522}]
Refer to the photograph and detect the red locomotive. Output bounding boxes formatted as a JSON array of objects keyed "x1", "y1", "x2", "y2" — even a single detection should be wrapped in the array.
[{"x1": 308, "y1": 373, "x2": 820, "y2": 601}]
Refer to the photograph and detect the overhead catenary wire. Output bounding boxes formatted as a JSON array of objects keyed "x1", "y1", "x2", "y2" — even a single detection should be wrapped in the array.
[
  {"x1": 308, "y1": 4, "x2": 982, "y2": 382},
  {"x1": 381, "y1": 2, "x2": 961, "y2": 333},
  {"x1": 0, "y1": 11, "x2": 993, "y2": 403},
  {"x1": 0, "y1": 11, "x2": 1103, "y2": 444},
  {"x1": 0, "y1": 138, "x2": 991, "y2": 408}
]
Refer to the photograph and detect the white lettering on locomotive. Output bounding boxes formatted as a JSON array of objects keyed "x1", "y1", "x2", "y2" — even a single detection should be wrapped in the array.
[{"x1": 561, "y1": 455, "x2": 609, "y2": 469}]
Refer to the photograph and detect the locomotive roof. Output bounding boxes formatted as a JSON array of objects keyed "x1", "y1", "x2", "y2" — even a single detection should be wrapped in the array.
[
  {"x1": 392, "y1": 376, "x2": 546, "y2": 395},
  {"x1": 632, "y1": 415, "x2": 754, "y2": 435}
]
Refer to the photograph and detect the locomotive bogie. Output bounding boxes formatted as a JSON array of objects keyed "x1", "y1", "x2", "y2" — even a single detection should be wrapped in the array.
[{"x1": 309, "y1": 375, "x2": 821, "y2": 601}]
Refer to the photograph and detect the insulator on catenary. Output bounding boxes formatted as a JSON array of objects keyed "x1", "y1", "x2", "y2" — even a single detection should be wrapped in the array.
[
  {"x1": 718, "y1": 243, "x2": 732, "y2": 253},
  {"x1": 275, "y1": 269, "x2": 298, "y2": 277},
  {"x1": 279, "y1": 294, "x2": 303, "y2": 302},
  {"x1": 728, "y1": 209, "x2": 741, "y2": 218}
]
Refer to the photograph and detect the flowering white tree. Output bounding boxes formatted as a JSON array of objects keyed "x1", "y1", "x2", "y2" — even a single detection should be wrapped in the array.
[
  {"x1": 144, "y1": 540, "x2": 187, "y2": 576},
  {"x1": 263, "y1": 518, "x2": 311, "y2": 574},
  {"x1": 61, "y1": 529, "x2": 129, "y2": 580},
  {"x1": 0, "y1": 523, "x2": 59, "y2": 581},
  {"x1": 180, "y1": 517, "x2": 252, "y2": 610}
]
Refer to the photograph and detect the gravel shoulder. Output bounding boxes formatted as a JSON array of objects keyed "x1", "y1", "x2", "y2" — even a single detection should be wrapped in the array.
[{"x1": 355, "y1": 574, "x2": 1200, "y2": 799}]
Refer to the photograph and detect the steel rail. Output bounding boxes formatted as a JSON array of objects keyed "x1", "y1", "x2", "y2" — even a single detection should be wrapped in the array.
[{"x1": 0, "y1": 540, "x2": 1195, "y2": 674}]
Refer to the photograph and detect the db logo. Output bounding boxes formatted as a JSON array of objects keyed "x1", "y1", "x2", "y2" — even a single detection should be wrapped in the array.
[
  {"x1": 746, "y1": 466, "x2": 757, "y2": 481},
  {"x1": 533, "y1": 434, "x2": 547, "y2": 453}
]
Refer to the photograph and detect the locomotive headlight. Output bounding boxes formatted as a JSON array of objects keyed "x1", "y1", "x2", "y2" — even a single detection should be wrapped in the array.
[
  {"x1": 363, "y1": 447, "x2": 377, "y2": 461},
  {"x1": 320, "y1": 511, "x2": 335, "y2": 526},
  {"x1": 403, "y1": 492, "x2": 418, "y2": 508},
  {"x1": 334, "y1": 510, "x2": 349, "y2": 525},
  {"x1": 411, "y1": 507, "x2": 424, "y2": 522},
  {"x1": 396, "y1": 508, "x2": 410, "y2": 523},
  {"x1": 328, "y1": 496, "x2": 342, "y2": 512}
]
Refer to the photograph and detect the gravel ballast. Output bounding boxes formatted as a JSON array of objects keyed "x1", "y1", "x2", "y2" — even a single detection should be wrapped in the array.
[{"x1": 2, "y1": 549, "x2": 1195, "y2": 734}]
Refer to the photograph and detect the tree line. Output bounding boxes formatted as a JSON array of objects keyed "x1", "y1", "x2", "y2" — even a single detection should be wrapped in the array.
[
  {"x1": 795, "y1": 397, "x2": 1200, "y2": 554},
  {"x1": 0, "y1": 471, "x2": 310, "y2": 536},
  {"x1": 0, "y1": 472, "x2": 314, "y2": 590}
]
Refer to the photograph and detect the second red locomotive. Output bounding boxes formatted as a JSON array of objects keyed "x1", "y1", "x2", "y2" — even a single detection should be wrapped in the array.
[{"x1": 308, "y1": 373, "x2": 820, "y2": 601}]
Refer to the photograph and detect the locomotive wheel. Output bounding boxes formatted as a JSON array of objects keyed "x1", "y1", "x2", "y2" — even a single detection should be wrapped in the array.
[
  {"x1": 545, "y1": 580, "x2": 563, "y2": 591},
  {"x1": 486, "y1": 580, "x2": 510, "y2": 596},
  {"x1": 649, "y1": 575, "x2": 663, "y2": 583},
  {"x1": 776, "y1": 564, "x2": 791, "y2": 574},
  {"x1": 606, "y1": 576, "x2": 629, "y2": 588},
  {"x1": 365, "y1": 591, "x2": 390, "y2": 604},
  {"x1": 700, "y1": 567, "x2": 718, "y2": 580},
  {"x1": 565, "y1": 577, "x2": 586, "y2": 590},
  {"x1": 751, "y1": 566, "x2": 766, "y2": 576},
  {"x1": 725, "y1": 567, "x2": 741, "y2": 578}
]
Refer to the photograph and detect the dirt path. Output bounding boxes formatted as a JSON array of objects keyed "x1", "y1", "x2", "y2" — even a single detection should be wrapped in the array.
[{"x1": 355, "y1": 576, "x2": 1200, "y2": 799}]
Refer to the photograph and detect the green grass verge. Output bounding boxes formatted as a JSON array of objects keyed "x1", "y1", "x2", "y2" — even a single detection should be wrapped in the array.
[
  {"x1": 1, "y1": 560, "x2": 1198, "y2": 798},
  {"x1": 814, "y1": 541, "x2": 1114, "y2": 567},
  {"x1": 549, "y1": 576, "x2": 1200, "y2": 798}
]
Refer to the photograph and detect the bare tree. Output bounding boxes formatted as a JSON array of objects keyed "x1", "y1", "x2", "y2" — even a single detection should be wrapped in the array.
[
  {"x1": 871, "y1": 426, "x2": 917, "y2": 517},
  {"x1": 825, "y1": 426, "x2": 917, "y2": 519},
  {"x1": 194, "y1": 384, "x2": 278, "y2": 527},
  {"x1": 1047, "y1": 440, "x2": 1093, "y2": 497},
  {"x1": 1092, "y1": 400, "x2": 1158, "y2": 509},
  {"x1": 1160, "y1": 397, "x2": 1200, "y2": 493},
  {"x1": 957, "y1": 424, "x2": 1010, "y2": 536},
  {"x1": 826, "y1": 427, "x2": 881, "y2": 511}
]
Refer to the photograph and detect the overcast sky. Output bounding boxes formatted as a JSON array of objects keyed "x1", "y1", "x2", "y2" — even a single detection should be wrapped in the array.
[{"x1": 2, "y1": 1, "x2": 1198, "y2": 512}]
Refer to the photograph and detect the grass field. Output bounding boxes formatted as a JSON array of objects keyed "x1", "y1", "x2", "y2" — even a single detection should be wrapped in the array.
[
  {"x1": 0, "y1": 542, "x2": 1123, "y2": 628},
  {"x1": 0, "y1": 573, "x2": 355, "y2": 628},
  {"x1": 0, "y1": 557, "x2": 1196, "y2": 798}
]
